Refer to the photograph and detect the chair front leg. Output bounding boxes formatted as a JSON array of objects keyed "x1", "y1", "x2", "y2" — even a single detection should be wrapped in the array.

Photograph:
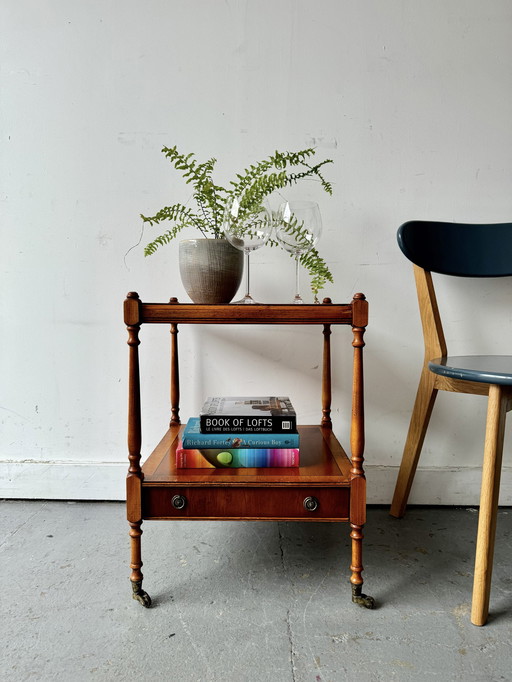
[{"x1": 471, "y1": 384, "x2": 506, "y2": 626}]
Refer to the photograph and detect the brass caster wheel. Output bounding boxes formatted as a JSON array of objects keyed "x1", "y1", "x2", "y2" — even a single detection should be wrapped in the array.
[
  {"x1": 131, "y1": 581, "x2": 152, "y2": 608},
  {"x1": 351, "y1": 584, "x2": 375, "y2": 610}
]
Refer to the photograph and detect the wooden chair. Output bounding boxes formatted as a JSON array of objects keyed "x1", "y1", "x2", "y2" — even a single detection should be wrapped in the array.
[{"x1": 389, "y1": 220, "x2": 512, "y2": 626}]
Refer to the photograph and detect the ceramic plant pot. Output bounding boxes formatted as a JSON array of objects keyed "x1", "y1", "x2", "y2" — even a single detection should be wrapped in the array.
[{"x1": 179, "y1": 238, "x2": 243, "y2": 304}]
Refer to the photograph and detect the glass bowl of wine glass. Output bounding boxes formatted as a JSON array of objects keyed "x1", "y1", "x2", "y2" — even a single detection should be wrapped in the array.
[
  {"x1": 275, "y1": 200, "x2": 322, "y2": 303},
  {"x1": 222, "y1": 196, "x2": 273, "y2": 304}
]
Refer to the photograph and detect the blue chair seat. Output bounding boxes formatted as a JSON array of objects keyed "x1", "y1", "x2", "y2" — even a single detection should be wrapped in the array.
[{"x1": 429, "y1": 355, "x2": 512, "y2": 385}]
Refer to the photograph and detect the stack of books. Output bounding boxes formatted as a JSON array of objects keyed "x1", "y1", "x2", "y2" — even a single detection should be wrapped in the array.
[{"x1": 176, "y1": 396, "x2": 300, "y2": 468}]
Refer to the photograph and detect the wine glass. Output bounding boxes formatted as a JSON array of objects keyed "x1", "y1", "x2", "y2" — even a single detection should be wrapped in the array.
[
  {"x1": 222, "y1": 196, "x2": 273, "y2": 304},
  {"x1": 275, "y1": 200, "x2": 322, "y2": 304}
]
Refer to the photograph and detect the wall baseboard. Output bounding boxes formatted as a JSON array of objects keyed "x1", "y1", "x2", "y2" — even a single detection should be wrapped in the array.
[
  {"x1": 0, "y1": 461, "x2": 126, "y2": 501},
  {"x1": 1, "y1": 461, "x2": 511, "y2": 505},
  {"x1": 367, "y1": 465, "x2": 512, "y2": 506}
]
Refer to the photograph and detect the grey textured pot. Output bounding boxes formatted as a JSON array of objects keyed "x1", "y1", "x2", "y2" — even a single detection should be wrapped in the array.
[{"x1": 179, "y1": 239, "x2": 243, "y2": 304}]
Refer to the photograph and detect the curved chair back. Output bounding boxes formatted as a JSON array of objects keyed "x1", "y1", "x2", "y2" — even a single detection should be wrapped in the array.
[{"x1": 397, "y1": 221, "x2": 512, "y2": 277}]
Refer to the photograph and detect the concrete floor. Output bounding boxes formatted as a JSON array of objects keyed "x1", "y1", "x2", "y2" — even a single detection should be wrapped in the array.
[{"x1": 1, "y1": 501, "x2": 511, "y2": 681}]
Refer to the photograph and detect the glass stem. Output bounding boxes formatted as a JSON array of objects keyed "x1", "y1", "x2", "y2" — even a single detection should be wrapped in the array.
[
  {"x1": 295, "y1": 256, "x2": 300, "y2": 299},
  {"x1": 245, "y1": 251, "x2": 250, "y2": 297}
]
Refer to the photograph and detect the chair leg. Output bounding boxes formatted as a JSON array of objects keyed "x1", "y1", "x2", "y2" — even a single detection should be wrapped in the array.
[
  {"x1": 471, "y1": 384, "x2": 506, "y2": 626},
  {"x1": 390, "y1": 368, "x2": 438, "y2": 518}
]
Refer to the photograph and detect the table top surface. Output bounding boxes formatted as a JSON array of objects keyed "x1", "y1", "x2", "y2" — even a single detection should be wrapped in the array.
[{"x1": 124, "y1": 294, "x2": 368, "y2": 327}]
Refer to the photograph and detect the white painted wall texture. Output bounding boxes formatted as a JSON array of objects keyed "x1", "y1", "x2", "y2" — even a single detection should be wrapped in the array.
[{"x1": 1, "y1": 1, "x2": 512, "y2": 502}]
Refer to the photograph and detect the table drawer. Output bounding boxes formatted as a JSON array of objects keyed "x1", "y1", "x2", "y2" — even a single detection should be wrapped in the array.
[{"x1": 142, "y1": 486, "x2": 349, "y2": 520}]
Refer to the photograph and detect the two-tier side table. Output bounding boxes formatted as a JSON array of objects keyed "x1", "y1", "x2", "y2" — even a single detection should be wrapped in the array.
[{"x1": 124, "y1": 293, "x2": 374, "y2": 610}]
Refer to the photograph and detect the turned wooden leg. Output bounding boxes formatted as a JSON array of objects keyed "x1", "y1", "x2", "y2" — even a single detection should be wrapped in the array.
[
  {"x1": 471, "y1": 384, "x2": 506, "y2": 626},
  {"x1": 129, "y1": 520, "x2": 152, "y2": 607},
  {"x1": 350, "y1": 522, "x2": 375, "y2": 609},
  {"x1": 390, "y1": 367, "x2": 438, "y2": 518},
  {"x1": 349, "y1": 312, "x2": 374, "y2": 610}
]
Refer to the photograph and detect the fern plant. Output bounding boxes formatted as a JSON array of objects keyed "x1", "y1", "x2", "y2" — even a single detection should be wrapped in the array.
[{"x1": 141, "y1": 146, "x2": 334, "y2": 295}]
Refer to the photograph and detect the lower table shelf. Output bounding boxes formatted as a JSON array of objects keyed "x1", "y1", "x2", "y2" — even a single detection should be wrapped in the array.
[
  {"x1": 126, "y1": 423, "x2": 374, "y2": 611},
  {"x1": 140, "y1": 425, "x2": 352, "y2": 521}
]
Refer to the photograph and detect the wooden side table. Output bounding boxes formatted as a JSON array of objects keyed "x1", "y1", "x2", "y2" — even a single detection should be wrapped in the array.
[{"x1": 124, "y1": 293, "x2": 374, "y2": 610}]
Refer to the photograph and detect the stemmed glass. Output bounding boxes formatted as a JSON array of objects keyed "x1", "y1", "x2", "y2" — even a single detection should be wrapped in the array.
[
  {"x1": 275, "y1": 200, "x2": 322, "y2": 304},
  {"x1": 222, "y1": 196, "x2": 273, "y2": 304}
]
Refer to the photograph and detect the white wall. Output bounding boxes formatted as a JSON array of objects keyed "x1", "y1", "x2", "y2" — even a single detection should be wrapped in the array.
[{"x1": 1, "y1": 0, "x2": 511, "y2": 503}]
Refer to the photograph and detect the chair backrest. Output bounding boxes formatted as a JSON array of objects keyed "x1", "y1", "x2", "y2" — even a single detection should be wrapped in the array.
[
  {"x1": 397, "y1": 221, "x2": 512, "y2": 277},
  {"x1": 398, "y1": 220, "x2": 512, "y2": 362}
]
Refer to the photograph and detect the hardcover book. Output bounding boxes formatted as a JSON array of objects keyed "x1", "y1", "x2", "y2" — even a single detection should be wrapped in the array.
[
  {"x1": 182, "y1": 417, "x2": 300, "y2": 449},
  {"x1": 176, "y1": 441, "x2": 300, "y2": 468},
  {"x1": 200, "y1": 396, "x2": 297, "y2": 433}
]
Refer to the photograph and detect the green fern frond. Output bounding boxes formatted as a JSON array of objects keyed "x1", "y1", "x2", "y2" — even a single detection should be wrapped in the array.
[
  {"x1": 141, "y1": 202, "x2": 199, "y2": 227},
  {"x1": 229, "y1": 148, "x2": 317, "y2": 197},
  {"x1": 160, "y1": 146, "x2": 226, "y2": 234},
  {"x1": 162, "y1": 146, "x2": 217, "y2": 192},
  {"x1": 301, "y1": 160, "x2": 334, "y2": 195},
  {"x1": 271, "y1": 148, "x2": 316, "y2": 169},
  {"x1": 141, "y1": 203, "x2": 208, "y2": 253},
  {"x1": 144, "y1": 231, "x2": 176, "y2": 256},
  {"x1": 143, "y1": 221, "x2": 190, "y2": 256},
  {"x1": 299, "y1": 247, "x2": 334, "y2": 294}
]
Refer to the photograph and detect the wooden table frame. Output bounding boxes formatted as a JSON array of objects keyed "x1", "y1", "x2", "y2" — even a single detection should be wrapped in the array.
[{"x1": 124, "y1": 293, "x2": 374, "y2": 610}]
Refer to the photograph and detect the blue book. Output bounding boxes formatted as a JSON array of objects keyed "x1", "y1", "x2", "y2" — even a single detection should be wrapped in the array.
[{"x1": 182, "y1": 417, "x2": 300, "y2": 449}]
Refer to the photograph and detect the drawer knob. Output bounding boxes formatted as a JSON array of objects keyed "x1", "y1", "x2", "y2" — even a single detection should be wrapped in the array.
[
  {"x1": 303, "y1": 496, "x2": 319, "y2": 512},
  {"x1": 171, "y1": 494, "x2": 187, "y2": 510}
]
